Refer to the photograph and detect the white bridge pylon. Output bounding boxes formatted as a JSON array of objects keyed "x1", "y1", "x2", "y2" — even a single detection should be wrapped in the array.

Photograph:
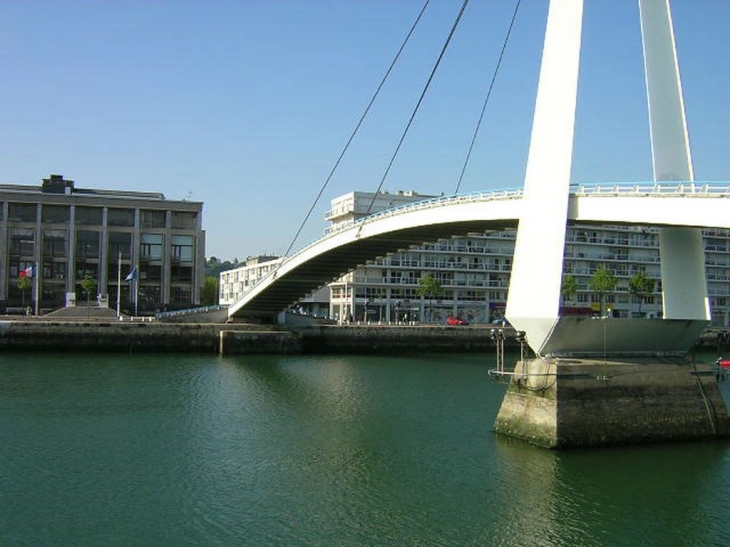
[
  {"x1": 227, "y1": 183, "x2": 730, "y2": 321},
  {"x1": 506, "y1": 0, "x2": 709, "y2": 354},
  {"x1": 231, "y1": 0, "x2": 720, "y2": 357}
]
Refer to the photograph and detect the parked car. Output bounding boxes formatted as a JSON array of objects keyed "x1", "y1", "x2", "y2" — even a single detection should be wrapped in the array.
[{"x1": 446, "y1": 315, "x2": 469, "y2": 326}]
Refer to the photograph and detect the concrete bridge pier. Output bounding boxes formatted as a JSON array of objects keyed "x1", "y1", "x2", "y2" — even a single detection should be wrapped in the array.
[{"x1": 494, "y1": 356, "x2": 730, "y2": 448}]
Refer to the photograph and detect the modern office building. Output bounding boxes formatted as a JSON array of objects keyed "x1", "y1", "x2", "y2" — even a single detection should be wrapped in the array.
[
  {"x1": 0, "y1": 174, "x2": 205, "y2": 314},
  {"x1": 219, "y1": 189, "x2": 730, "y2": 327}
]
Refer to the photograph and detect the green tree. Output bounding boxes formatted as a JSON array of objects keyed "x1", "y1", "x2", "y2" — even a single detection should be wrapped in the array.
[
  {"x1": 589, "y1": 265, "x2": 617, "y2": 316},
  {"x1": 628, "y1": 271, "x2": 656, "y2": 316},
  {"x1": 200, "y1": 276, "x2": 219, "y2": 306},
  {"x1": 17, "y1": 275, "x2": 31, "y2": 308},
  {"x1": 560, "y1": 274, "x2": 579, "y2": 308},
  {"x1": 417, "y1": 273, "x2": 442, "y2": 322},
  {"x1": 80, "y1": 274, "x2": 97, "y2": 308},
  {"x1": 205, "y1": 256, "x2": 242, "y2": 278}
]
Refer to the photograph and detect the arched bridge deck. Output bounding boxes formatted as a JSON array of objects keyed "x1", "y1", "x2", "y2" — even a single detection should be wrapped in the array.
[{"x1": 228, "y1": 182, "x2": 730, "y2": 320}]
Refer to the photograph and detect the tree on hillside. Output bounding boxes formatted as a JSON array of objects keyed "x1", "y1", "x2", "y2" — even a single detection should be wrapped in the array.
[
  {"x1": 205, "y1": 257, "x2": 241, "y2": 278},
  {"x1": 589, "y1": 265, "x2": 617, "y2": 316},
  {"x1": 561, "y1": 274, "x2": 579, "y2": 309},
  {"x1": 417, "y1": 273, "x2": 442, "y2": 322},
  {"x1": 628, "y1": 271, "x2": 656, "y2": 316}
]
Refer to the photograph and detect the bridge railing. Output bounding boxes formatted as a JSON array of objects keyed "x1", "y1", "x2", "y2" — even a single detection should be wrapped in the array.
[
  {"x1": 229, "y1": 189, "x2": 523, "y2": 308},
  {"x1": 571, "y1": 181, "x2": 730, "y2": 196},
  {"x1": 229, "y1": 181, "x2": 730, "y2": 310},
  {"x1": 324, "y1": 188, "x2": 524, "y2": 236}
]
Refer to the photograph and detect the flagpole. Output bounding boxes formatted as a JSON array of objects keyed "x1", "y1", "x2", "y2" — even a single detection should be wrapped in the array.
[
  {"x1": 116, "y1": 251, "x2": 122, "y2": 319},
  {"x1": 33, "y1": 262, "x2": 39, "y2": 316},
  {"x1": 134, "y1": 263, "x2": 139, "y2": 317}
]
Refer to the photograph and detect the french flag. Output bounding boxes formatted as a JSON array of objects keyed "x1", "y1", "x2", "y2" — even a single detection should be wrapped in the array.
[{"x1": 19, "y1": 265, "x2": 34, "y2": 278}]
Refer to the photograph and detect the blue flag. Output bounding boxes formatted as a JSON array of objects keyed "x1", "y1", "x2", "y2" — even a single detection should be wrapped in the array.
[{"x1": 124, "y1": 267, "x2": 137, "y2": 282}]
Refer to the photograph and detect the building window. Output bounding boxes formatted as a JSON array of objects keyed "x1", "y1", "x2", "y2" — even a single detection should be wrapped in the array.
[
  {"x1": 9, "y1": 228, "x2": 35, "y2": 257},
  {"x1": 75, "y1": 206, "x2": 103, "y2": 226},
  {"x1": 171, "y1": 211, "x2": 197, "y2": 230},
  {"x1": 171, "y1": 287, "x2": 192, "y2": 303},
  {"x1": 43, "y1": 230, "x2": 67, "y2": 257},
  {"x1": 108, "y1": 208, "x2": 135, "y2": 227},
  {"x1": 141, "y1": 209, "x2": 166, "y2": 228},
  {"x1": 42, "y1": 205, "x2": 70, "y2": 224},
  {"x1": 138, "y1": 286, "x2": 162, "y2": 312},
  {"x1": 76, "y1": 231, "x2": 100, "y2": 259},
  {"x1": 109, "y1": 232, "x2": 132, "y2": 260},
  {"x1": 171, "y1": 265, "x2": 193, "y2": 282},
  {"x1": 140, "y1": 234, "x2": 164, "y2": 261},
  {"x1": 141, "y1": 265, "x2": 162, "y2": 281},
  {"x1": 8, "y1": 203, "x2": 37, "y2": 222},
  {"x1": 75, "y1": 263, "x2": 98, "y2": 279},
  {"x1": 45, "y1": 262, "x2": 67, "y2": 279},
  {"x1": 171, "y1": 235, "x2": 193, "y2": 262}
]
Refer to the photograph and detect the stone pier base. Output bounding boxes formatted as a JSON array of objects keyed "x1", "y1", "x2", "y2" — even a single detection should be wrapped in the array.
[{"x1": 494, "y1": 356, "x2": 730, "y2": 448}]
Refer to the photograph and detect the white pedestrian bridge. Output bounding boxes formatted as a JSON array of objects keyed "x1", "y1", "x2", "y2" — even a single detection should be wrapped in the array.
[{"x1": 228, "y1": 181, "x2": 730, "y2": 321}]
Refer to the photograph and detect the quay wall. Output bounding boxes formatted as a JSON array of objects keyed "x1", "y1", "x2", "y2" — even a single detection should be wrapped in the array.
[
  {"x1": 0, "y1": 321, "x2": 504, "y2": 354},
  {"x1": 0, "y1": 320, "x2": 728, "y2": 355}
]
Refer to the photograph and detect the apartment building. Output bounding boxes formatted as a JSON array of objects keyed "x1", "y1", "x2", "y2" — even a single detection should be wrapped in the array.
[
  {"x1": 326, "y1": 190, "x2": 730, "y2": 326},
  {"x1": 218, "y1": 255, "x2": 330, "y2": 317},
  {"x1": 0, "y1": 175, "x2": 205, "y2": 314}
]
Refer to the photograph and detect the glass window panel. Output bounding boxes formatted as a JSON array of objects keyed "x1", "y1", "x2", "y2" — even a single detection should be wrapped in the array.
[
  {"x1": 108, "y1": 208, "x2": 135, "y2": 227},
  {"x1": 141, "y1": 209, "x2": 166, "y2": 228},
  {"x1": 140, "y1": 233, "x2": 163, "y2": 260},
  {"x1": 43, "y1": 229, "x2": 67, "y2": 257},
  {"x1": 8, "y1": 203, "x2": 37, "y2": 222},
  {"x1": 108, "y1": 232, "x2": 132, "y2": 260},
  {"x1": 171, "y1": 211, "x2": 197, "y2": 230},
  {"x1": 75, "y1": 206, "x2": 103, "y2": 226},
  {"x1": 42, "y1": 205, "x2": 69, "y2": 224},
  {"x1": 76, "y1": 231, "x2": 100, "y2": 259}
]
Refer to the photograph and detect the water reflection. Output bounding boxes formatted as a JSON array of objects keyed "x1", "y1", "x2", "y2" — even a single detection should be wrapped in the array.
[
  {"x1": 491, "y1": 433, "x2": 730, "y2": 547},
  {"x1": 1, "y1": 352, "x2": 729, "y2": 546}
]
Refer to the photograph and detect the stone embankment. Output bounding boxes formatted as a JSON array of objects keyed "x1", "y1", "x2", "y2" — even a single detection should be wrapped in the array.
[
  {"x1": 1, "y1": 317, "x2": 728, "y2": 355},
  {"x1": 0, "y1": 319, "x2": 509, "y2": 355}
]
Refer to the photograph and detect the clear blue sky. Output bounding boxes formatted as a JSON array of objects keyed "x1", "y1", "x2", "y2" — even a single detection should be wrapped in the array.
[{"x1": 1, "y1": 1, "x2": 728, "y2": 259}]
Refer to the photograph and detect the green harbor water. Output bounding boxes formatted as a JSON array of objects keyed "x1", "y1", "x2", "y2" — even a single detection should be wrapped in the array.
[{"x1": 1, "y1": 351, "x2": 730, "y2": 546}]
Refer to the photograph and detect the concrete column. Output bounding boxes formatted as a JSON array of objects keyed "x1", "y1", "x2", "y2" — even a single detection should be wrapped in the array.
[
  {"x1": 505, "y1": 0, "x2": 584, "y2": 354},
  {"x1": 0, "y1": 202, "x2": 7, "y2": 301},
  {"x1": 67, "y1": 206, "x2": 76, "y2": 296},
  {"x1": 163, "y1": 210, "x2": 171, "y2": 307},
  {"x1": 639, "y1": 0, "x2": 710, "y2": 321},
  {"x1": 99, "y1": 207, "x2": 109, "y2": 302}
]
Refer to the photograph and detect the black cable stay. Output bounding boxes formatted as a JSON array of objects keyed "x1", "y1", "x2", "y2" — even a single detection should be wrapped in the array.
[
  {"x1": 279, "y1": 0, "x2": 432, "y2": 262},
  {"x1": 454, "y1": 0, "x2": 522, "y2": 195},
  {"x1": 281, "y1": 0, "x2": 521, "y2": 263},
  {"x1": 359, "y1": 0, "x2": 472, "y2": 225}
]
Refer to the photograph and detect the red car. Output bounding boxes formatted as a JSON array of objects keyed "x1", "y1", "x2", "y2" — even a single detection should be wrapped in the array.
[{"x1": 446, "y1": 315, "x2": 469, "y2": 326}]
